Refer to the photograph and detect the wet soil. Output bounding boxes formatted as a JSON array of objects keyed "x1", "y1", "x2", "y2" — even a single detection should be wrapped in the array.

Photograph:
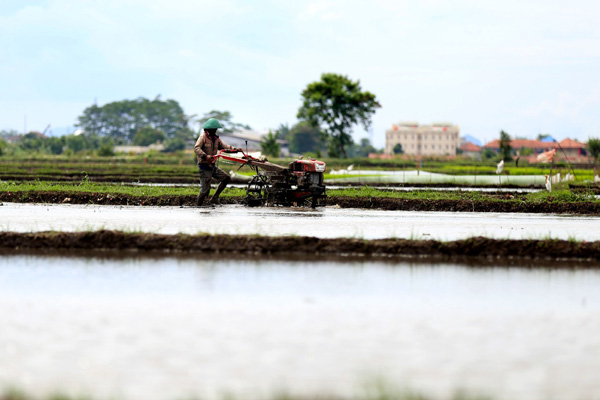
[
  {"x1": 1, "y1": 190, "x2": 600, "y2": 214},
  {"x1": 332, "y1": 196, "x2": 600, "y2": 214},
  {"x1": 1, "y1": 230, "x2": 599, "y2": 262}
]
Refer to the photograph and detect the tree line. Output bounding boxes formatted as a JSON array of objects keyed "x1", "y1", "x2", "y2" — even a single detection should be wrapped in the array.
[{"x1": 1, "y1": 73, "x2": 383, "y2": 158}]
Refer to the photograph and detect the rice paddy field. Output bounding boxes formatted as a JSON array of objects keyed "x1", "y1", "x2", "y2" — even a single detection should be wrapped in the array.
[{"x1": 2, "y1": 154, "x2": 600, "y2": 400}]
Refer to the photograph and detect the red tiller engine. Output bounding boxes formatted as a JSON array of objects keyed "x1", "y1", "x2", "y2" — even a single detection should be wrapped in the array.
[{"x1": 215, "y1": 150, "x2": 327, "y2": 207}]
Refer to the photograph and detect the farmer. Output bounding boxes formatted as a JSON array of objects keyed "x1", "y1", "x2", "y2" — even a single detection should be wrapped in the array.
[{"x1": 194, "y1": 118, "x2": 241, "y2": 206}]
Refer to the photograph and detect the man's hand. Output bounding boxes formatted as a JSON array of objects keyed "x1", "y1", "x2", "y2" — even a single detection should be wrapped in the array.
[
  {"x1": 236, "y1": 148, "x2": 243, "y2": 152},
  {"x1": 205, "y1": 155, "x2": 215, "y2": 163}
]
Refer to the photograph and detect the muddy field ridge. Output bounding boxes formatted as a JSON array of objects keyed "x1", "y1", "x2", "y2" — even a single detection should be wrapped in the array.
[
  {"x1": 2, "y1": 190, "x2": 600, "y2": 214},
  {"x1": 2, "y1": 230, "x2": 600, "y2": 263}
]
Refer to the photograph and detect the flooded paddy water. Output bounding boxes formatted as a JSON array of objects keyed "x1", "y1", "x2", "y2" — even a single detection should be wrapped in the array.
[
  {"x1": 2, "y1": 202, "x2": 600, "y2": 241},
  {"x1": 2, "y1": 201, "x2": 600, "y2": 400},
  {"x1": 1, "y1": 254, "x2": 599, "y2": 400}
]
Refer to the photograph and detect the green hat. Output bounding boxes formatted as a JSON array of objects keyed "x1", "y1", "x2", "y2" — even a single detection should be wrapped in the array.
[{"x1": 203, "y1": 118, "x2": 222, "y2": 130}]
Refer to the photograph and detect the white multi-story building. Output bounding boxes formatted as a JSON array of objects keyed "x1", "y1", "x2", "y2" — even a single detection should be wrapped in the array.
[{"x1": 385, "y1": 122, "x2": 460, "y2": 156}]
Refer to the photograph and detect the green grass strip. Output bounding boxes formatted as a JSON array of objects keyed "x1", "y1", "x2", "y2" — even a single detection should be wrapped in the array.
[{"x1": 2, "y1": 181, "x2": 598, "y2": 204}]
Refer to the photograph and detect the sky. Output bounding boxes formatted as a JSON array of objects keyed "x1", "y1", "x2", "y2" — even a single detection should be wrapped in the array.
[{"x1": 1, "y1": 0, "x2": 600, "y2": 148}]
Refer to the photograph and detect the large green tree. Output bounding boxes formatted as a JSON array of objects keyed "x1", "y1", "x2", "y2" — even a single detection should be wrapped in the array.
[
  {"x1": 499, "y1": 130, "x2": 513, "y2": 161},
  {"x1": 297, "y1": 73, "x2": 380, "y2": 158},
  {"x1": 77, "y1": 96, "x2": 190, "y2": 143},
  {"x1": 198, "y1": 110, "x2": 251, "y2": 133}
]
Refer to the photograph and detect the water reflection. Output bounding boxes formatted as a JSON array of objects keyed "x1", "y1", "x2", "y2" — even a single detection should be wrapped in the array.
[
  {"x1": 0, "y1": 254, "x2": 599, "y2": 400},
  {"x1": 2, "y1": 202, "x2": 600, "y2": 240}
]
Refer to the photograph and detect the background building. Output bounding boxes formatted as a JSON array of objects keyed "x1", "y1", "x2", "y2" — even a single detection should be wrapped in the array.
[
  {"x1": 483, "y1": 138, "x2": 587, "y2": 162},
  {"x1": 385, "y1": 122, "x2": 460, "y2": 156}
]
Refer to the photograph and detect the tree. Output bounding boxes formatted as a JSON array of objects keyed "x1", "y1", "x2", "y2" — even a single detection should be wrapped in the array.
[
  {"x1": 0, "y1": 129, "x2": 19, "y2": 138},
  {"x1": 65, "y1": 135, "x2": 87, "y2": 153},
  {"x1": 481, "y1": 148, "x2": 496, "y2": 160},
  {"x1": 46, "y1": 137, "x2": 65, "y2": 155},
  {"x1": 499, "y1": 130, "x2": 513, "y2": 161},
  {"x1": 133, "y1": 126, "x2": 166, "y2": 146},
  {"x1": 77, "y1": 96, "x2": 190, "y2": 143},
  {"x1": 97, "y1": 138, "x2": 115, "y2": 156},
  {"x1": 297, "y1": 73, "x2": 380, "y2": 158},
  {"x1": 163, "y1": 138, "x2": 187, "y2": 153},
  {"x1": 261, "y1": 130, "x2": 280, "y2": 157},
  {"x1": 356, "y1": 138, "x2": 378, "y2": 157},
  {"x1": 519, "y1": 147, "x2": 533, "y2": 156},
  {"x1": 286, "y1": 121, "x2": 323, "y2": 154},
  {"x1": 393, "y1": 143, "x2": 404, "y2": 155},
  {"x1": 198, "y1": 110, "x2": 251, "y2": 133},
  {"x1": 588, "y1": 138, "x2": 600, "y2": 166},
  {"x1": 275, "y1": 123, "x2": 290, "y2": 139}
]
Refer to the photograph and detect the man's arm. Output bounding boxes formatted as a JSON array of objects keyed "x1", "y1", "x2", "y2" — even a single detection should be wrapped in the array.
[{"x1": 194, "y1": 135, "x2": 211, "y2": 161}]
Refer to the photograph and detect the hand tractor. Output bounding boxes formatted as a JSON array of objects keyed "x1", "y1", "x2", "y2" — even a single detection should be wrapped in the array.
[{"x1": 215, "y1": 149, "x2": 327, "y2": 208}]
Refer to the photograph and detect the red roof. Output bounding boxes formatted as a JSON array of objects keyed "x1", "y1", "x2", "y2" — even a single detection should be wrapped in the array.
[
  {"x1": 461, "y1": 142, "x2": 482, "y2": 152},
  {"x1": 559, "y1": 138, "x2": 585, "y2": 149},
  {"x1": 484, "y1": 139, "x2": 556, "y2": 149},
  {"x1": 484, "y1": 137, "x2": 584, "y2": 150}
]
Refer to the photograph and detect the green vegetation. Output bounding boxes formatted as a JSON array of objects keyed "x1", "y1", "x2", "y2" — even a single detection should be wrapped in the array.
[
  {"x1": 1, "y1": 180, "x2": 597, "y2": 206},
  {"x1": 279, "y1": 121, "x2": 324, "y2": 156},
  {"x1": 261, "y1": 130, "x2": 280, "y2": 157},
  {"x1": 0, "y1": 153, "x2": 596, "y2": 186},
  {"x1": 0, "y1": 180, "x2": 243, "y2": 199},
  {"x1": 198, "y1": 110, "x2": 251, "y2": 133},
  {"x1": 297, "y1": 73, "x2": 380, "y2": 158},
  {"x1": 499, "y1": 130, "x2": 512, "y2": 161},
  {"x1": 0, "y1": 130, "x2": 116, "y2": 157},
  {"x1": 588, "y1": 137, "x2": 600, "y2": 166},
  {"x1": 77, "y1": 96, "x2": 194, "y2": 144},
  {"x1": 524, "y1": 189, "x2": 596, "y2": 203}
]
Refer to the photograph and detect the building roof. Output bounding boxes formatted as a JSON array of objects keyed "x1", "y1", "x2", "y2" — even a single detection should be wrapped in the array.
[
  {"x1": 558, "y1": 138, "x2": 585, "y2": 149},
  {"x1": 484, "y1": 138, "x2": 584, "y2": 150},
  {"x1": 484, "y1": 139, "x2": 556, "y2": 149},
  {"x1": 220, "y1": 130, "x2": 264, "y2": 142},
  {"x1": 461, "y1": 142, "x2": 482, "y2": 152}
]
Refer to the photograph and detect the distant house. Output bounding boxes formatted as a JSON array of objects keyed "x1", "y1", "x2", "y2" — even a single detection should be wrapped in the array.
[
  {"x1": 557, "y1": 138, "x2": 586, "y2": 159},
  {"x1": 385, "y1": 122, "x2": 460, "y2": 156},
  {"x1": 484, "y1": 139, "x2": 556, "y2": 155},
  {"x1": 460, "y1": 142, "x2": 482, "y2": 159},
  {"x1": 483, "y1": 138, "x2": 587, "y2": 162},
  {"x1": 3, "y1": 134, "x2": 22, "y2": 144}
]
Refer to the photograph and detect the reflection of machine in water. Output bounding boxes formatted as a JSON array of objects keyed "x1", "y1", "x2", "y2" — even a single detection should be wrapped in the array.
[{"x1": 216, "y1": 150, "x2": 327, "y2": 208}]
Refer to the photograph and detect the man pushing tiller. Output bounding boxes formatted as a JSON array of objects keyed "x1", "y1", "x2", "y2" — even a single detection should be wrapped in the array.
[{"x1": 194, "y1": 118, "x2": 242, "y2": 206}]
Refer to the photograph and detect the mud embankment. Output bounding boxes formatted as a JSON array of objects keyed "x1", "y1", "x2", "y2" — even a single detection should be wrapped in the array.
[
  {"x1": 1, "y1": 190, "x2": 600, "y2": 214},
  {"x1": 332, "y1": 197, "x2": 600, "y2": 214},
  {"x1": 1, "y1": 231, "x2": 600, "y2": 262}
]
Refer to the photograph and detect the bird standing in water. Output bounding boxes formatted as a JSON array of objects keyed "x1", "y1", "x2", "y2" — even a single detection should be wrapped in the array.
[{"x1": 544, "y1": 175, "x2": 552, "y2": 192}]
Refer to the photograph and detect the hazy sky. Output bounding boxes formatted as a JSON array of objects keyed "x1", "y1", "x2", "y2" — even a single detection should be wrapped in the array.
[{"x1": 1, "y1": 0, "x2": 599, "y2": 147}]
